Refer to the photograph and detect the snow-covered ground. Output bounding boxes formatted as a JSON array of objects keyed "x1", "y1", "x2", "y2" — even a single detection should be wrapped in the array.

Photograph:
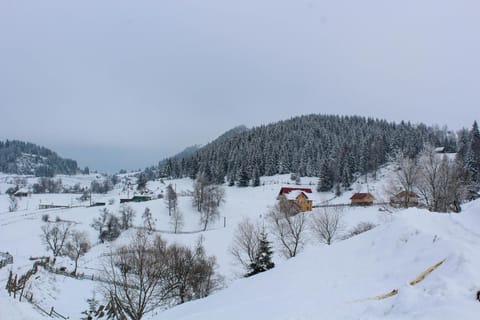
[
  {"x1": 1, "y1": 170, "x2": 480, "y2": 319},
  {"x1": 161, "y1": 204, "x2": 480, "y2": 320}
]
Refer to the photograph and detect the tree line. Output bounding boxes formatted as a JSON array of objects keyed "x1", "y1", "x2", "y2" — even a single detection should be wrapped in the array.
[
  {"x1": 0, "y1": 140, "x2": 78, "y2": 176},
  {"x1": 150, "y1": 115, "x2": 456, "y2": 190}
]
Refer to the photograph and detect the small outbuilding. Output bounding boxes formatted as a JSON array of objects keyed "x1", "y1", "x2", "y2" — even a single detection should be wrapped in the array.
[
  {"x1": 131, "y1": 195, "x2": 152, "y2": 202},
  {"x1": 350, "y1": 193, "x2": 375, "y2": 206},
  {"x1": 14, "y1": 188, "x2": 29, "y2": 197},
  {"x1": 390, "y1": 191, "x2": 419, "y2": 208}
]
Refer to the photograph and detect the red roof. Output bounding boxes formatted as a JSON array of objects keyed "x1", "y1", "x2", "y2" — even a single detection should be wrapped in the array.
[
  {"x1": 279, "y1": 187, "x2": 313, "y2": 196},
  {"x1": 350, "y1": 193, "x2": 374, "y2": 200}
]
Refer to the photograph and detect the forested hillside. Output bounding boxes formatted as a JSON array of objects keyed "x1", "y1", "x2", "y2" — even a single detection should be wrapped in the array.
[
  {"x1": 157, "y1": 115, "x2": 457, "y2": 188},
  {"x1": 0, "y1": 140, "x2": 79, "y2": 176}
]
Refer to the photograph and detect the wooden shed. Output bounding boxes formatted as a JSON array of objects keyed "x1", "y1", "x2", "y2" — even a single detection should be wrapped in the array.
[
  {"x1": 350, "y1": 193, "x2": 375, "y2": 206},
  {"x1": 390, "y1": 191, "x2": 419, "y2": 208}
]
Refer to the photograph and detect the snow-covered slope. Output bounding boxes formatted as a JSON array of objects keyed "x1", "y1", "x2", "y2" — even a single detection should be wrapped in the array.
[
  {"x1": 160, "y1": 203, "x2": 480, "y2": 320},
  {"x1": 1, "y1": 170, "x2": 480, "y2": 319}
]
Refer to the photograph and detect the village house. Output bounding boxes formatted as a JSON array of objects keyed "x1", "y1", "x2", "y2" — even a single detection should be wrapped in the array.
[
  {"x1": 390, "y1": 191, "x2": 419, "y2": 208},
  {"x1": 14, "y1": 188, "x2": 29, "y2": 197},
  {"x1": 278, "y1": 187, "x2": 313, "y2": 212},
  {"x1": 350, "y1": 192, "x2": 375, "y2": 206}
]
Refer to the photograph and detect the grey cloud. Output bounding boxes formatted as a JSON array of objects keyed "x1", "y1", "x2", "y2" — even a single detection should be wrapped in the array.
[{"x1": 1, "y1": 0, "x2": 479, "y2": 172}]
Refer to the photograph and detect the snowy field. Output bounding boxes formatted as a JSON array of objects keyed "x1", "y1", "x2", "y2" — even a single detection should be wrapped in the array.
[{"x1": 1, "y1": 169, "x2": 480, "y2": 319}]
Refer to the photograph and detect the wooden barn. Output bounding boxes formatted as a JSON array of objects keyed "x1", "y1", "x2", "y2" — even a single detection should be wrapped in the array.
[
  {"x1": 350, "y1": 193, "x2": 375, "y2": 206},
  {"x1": 390, "y1": 191, "x2": 419, "y2": 208},
  {"x1": 278, "y1": 187, "x2": 313, "y2": 212}
]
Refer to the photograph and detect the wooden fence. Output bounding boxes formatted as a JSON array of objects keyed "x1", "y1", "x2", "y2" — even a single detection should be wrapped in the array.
[
  {"x1": 314, "y1": 202, "x2": 389, "y2": 209},
  {"x1": 26, "y1": 295, "x2": 69, "y2": 319},
  {"x1": 5, "y1": 260, "x2": 69, "y2": 319}
]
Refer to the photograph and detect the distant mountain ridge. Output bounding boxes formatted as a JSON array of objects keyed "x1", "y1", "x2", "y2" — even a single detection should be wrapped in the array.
[
  {"x1": 170, "y1": 145, "x2": 202, "y2": 161},
  {"x1": 213, "y1": 125, "x2": 249, "y2": 144},
  {"x1": 156, "y1": 114, "x2": 456, "y2": 188},
  {"x1": 0, "y1": 140, "x2": 79, "y2": 176}
]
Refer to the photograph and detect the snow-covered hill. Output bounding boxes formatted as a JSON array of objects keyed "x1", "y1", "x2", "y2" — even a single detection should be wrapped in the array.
[
  {"x1": 1, "y1": 169, "x2": 480, "y2": 319},
  {"x1": 160, "y1": 202, "x2": 480, "y2": 320},
  {"x1": 0, "y1": 140, "x2": 79, "y2": 175}
]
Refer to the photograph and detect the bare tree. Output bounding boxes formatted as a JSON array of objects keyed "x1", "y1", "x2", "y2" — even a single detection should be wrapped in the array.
[
  {"x1": 102, "y1": 230, "x2": 173, "y2": 320},
  {"x1": 164, "y1": 237, "x2": 223, "y2": 304},
  {"x1": 169, "y1": 206, "x2": 184, "y2": 234},
  {"x1": 119, "y1": 204, "x2": 136, "y2": 230},
  {"x1": 101, "y1": 231, "x2": 223, "y2": 319},
  {"x1": 448, "y1": 159, "x2": 470, "y2": 212},
  {"x1": 8, "y1": 195, "x2": 18, "y2": 212},
  {"x1": 91, "y1": 208, "x2": 109, "y2": 238},
  {"x1": 199, "y1": 185, "x2": 225, "y2": 231},
  {"x1": 192, "y1": 174, "x2": 209, "y2": 212},
  {"x1": 388, "y1": 153, "x2": 420, "y2": 208},
  {"x1": 192, "y1": 174, "x2": 225, "y2": 231},
  {"x1": 417, "y1": 146, "x2": 468, "y2": 212},
  {"x1": 230, "y1": 218, "x2": 262, "y2": 272},
  {"x1": 310, "y1": 208, "x2": 344, "y2": 245},
  {"x1": 142, "y1": 207, "x2": 155, "y2": 233},
  {"x1": 436, "y1": 156, "x2": 469, "y2": 212},
  {"x1": 41, "y1": 221, "x2": 72, "y2": 257},
  {"x1": 417, "y1": 146, "x2": 443, "y2": 211},
  {"x1": 267, "y1": 196, "x2": 307, "y2": 258},
  {"x1": 64, "y1": 230, "x2": 91, "y2": 275},
  {"x1": 165, "y1": 184, "x2": 177, "y2": 216}
]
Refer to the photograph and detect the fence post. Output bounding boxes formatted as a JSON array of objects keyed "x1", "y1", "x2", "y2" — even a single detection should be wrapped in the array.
[{"x1": 50, "y1": 306, "x2": 54, "y2": 316}]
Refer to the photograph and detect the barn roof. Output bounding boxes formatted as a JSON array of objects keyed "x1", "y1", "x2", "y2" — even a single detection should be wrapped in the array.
[
  {"x1": 394, "y1": 191, "x2": 419, "y2": 198},
  {"x1": 350, "y1": 193, "x2": 374, "y2": 200},
  {"x1": 278, "y1": 187, "x2": 313, "y2": 196}
]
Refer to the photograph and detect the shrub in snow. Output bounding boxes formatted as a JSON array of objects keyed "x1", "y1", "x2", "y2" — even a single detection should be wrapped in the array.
[
  {"x1": 343, "y1": 222, "x2": 376, "y2": 240},
  {"x1": 99, "y1": 231, "x2": 223, "y2": 319},
  {"x1": 91, "y1": 208, "x2": 122, "y2": 242}
]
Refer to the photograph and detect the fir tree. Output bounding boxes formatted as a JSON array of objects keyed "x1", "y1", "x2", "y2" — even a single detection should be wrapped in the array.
[
  {"x1": 317, "y1": 160, "x2": 334, "y2": 192},
  {"x1": 228, "y1": 175, "x2": 235, "y2": 187},
  {"x1": 468, "y1": 121, "x2": 480, "y2": 185},
  {"x1": 237, "y1": 167, "x2": 250, "y2": 187},
  {"x1": 136, "y1": 173, "x2": 148, "y2": 191},
  {"x1": 81, "y1": 292, "x2": 104, "y2": 320},
  {"x1": 247, "y1": 231, "x2": 274, "y2": 277}
]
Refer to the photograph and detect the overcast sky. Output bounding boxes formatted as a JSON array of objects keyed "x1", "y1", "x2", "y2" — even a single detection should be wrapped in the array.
[{"x1": 1, "y1": 0, "x2": 479, "y2": 173}]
